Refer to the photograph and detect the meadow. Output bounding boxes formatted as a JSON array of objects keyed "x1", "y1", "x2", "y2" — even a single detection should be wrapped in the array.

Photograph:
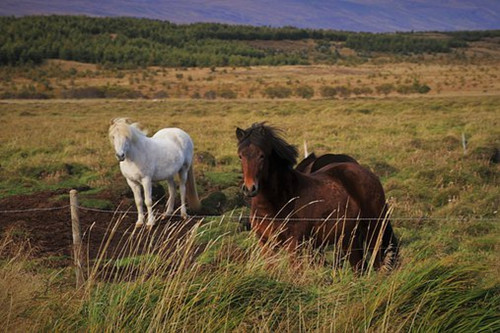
[
  {"x1": 1, "y1": 22, "x2": 500, "y2": 329},
  {"x1": 0, "y1": 91, "x2": 498, "y2": 331}
]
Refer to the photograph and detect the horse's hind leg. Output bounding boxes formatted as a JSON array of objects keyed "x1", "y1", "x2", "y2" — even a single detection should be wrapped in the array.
[
  {"x1": 163, "y1": 177, "x2": 176, "y2": 217},
  {"x1": 343, "y1": 234, "x2": 366, "y2": 273},
  {"x1": 126, "y1": 179, "x2": 145, "y2": 227},
  {"x1": 178, "y1": 168, "x2": 188, "y2": 218}
]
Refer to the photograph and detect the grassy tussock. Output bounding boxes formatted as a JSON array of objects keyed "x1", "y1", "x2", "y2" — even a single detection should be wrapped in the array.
[{"x1": 2, "y1": 215, "x2": 498, "y2": 332}]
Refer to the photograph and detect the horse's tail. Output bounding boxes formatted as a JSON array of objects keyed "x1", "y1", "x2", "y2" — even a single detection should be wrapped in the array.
[
  {"x1": 379, "y1": 215, "x2": 400, "y2": 273},
  {"x1": 186, "y1": 164, "x2": 201, "y2": 211}
]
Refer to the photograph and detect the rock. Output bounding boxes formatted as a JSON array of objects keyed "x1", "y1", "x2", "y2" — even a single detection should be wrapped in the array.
[{"x1": 195, "y1": 151, "x2": 216, "y2": 167}]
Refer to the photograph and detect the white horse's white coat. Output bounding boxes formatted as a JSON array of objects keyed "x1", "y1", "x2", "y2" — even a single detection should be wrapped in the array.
[{"x1": 109, "y1": 118, "x2": 201, "y2": 227}]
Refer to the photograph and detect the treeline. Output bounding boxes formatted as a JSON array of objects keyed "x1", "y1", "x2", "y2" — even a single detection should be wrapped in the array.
[
  {"x1": 345, "y1": 33, "x2": 466, "y2": 55},
  {"x1": 0, "y1": 15, "x2": 489, "y2": 68}
]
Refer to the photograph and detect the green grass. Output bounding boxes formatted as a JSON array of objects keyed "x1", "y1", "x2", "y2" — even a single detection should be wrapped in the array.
[
  {"x1": 0, "y1": 96, "x2": 499, "y2": 331},
  {"x1": 1, "y1": 97, "x2": 498, "y2": 216}
]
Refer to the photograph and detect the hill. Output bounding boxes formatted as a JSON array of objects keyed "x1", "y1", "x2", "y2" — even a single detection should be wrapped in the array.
[
  {"x1": 3, "y1": 15, "x2": 500, "y2": 70},
  {"x1": 1, "y1": 0, "x2": 500, "y2": 32}
]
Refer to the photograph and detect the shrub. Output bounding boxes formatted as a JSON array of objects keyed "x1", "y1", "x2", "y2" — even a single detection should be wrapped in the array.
[
  {"x1": 61, "y1": 87, "x2": 105, "y2": 99},
  {"x1": 295, "y1": 85, "x2": 314, "y2": 99},
  {"x1": 204, "y1": 90, "x2": 217, "y2": 100},
  {"x1": 396, "y1": 81, "x2": 431, "y2": 94},
  {"x1": 102, "y1": 86, "x2": 144, "y2": 99},
  {"x1": 61, "y1": 86, "x2": 144, "y2": 99},
  {"x1": 352, "y1": 86, "x2": 373, "y2": 95},
  {"x1": 218, "y1": 88, "x2": 237, "y2": 99},
  {"x1": 264, "y1": 85, "x2": 292, "y2": 99},
  {"x1": 152, "y1": 90, "x2": 169, "y2": 99},
  {"x1": 336, "y1": 85, "x2": 351, "y2": 98},
  {"x1": 319, "y1": 85, "x2": 337, "y2": 98},
  {"x1": 376, "y1": 83, "x2": 394, "y2": 96}
]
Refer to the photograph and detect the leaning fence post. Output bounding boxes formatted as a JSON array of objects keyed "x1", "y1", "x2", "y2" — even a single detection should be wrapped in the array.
[{"x1": 70, "y1": 189, "x2": 85, "y2": 288}]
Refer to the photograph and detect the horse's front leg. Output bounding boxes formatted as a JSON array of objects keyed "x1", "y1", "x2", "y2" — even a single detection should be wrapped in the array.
[
  {"x1": 141, "y1": 177, "x2": 155, "y2": 228},
  {"x1": 126, "y1": 179, "x2": 145, "y2": 227}
]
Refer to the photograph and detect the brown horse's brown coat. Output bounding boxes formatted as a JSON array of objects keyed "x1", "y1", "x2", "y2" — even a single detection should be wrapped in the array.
[{"x1": 237, "y1": 123, "x2": 399, "y2": 272}]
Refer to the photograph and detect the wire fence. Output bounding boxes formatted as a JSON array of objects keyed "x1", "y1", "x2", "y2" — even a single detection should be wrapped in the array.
[{"x1": 1, "y1": 203, "x2": 498, "y2": 223}]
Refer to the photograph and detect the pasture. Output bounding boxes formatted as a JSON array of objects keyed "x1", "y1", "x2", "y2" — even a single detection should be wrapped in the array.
[{"x1": 1, "y1": 93, "x2": 499, "y2": 329}]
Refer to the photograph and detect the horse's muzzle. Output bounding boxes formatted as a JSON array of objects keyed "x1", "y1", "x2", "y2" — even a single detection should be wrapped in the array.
[
  {"x1": 116, "y1": 153, "x2": 125, "y2": 162},
  {"x1": 241, "y1": 183, "x2": 258, "y2": 197}
]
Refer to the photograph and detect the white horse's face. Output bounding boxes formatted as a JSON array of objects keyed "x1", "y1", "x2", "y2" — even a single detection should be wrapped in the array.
[{"x1": 111, "y1": 133, "x2": 130, "y2": 162}]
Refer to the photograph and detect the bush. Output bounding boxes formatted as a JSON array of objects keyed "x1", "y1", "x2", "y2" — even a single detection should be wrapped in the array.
[
  {"x1": 376, "y1": 83, "x2": 394, "y2": 96},
  {"x1": 396, "y1": 81, "x2": 431, "y2": 94},
  {"x1": 218, "y1": 88, "x2": 237, "y2": 99},
  {"x1": 103, "y1": 86, "x2": 144, "y2": 99},
  {"x1": 352, "y1": 86, "x2": 373, "y2": 95},
  {"x1": 61, "y1": 87, "x2": 105, "y2": 99},
  {"x1": 295, "y1": 85, "x2": 314, "y2": 99},
  {"x1": 204, "y1": 90, "x2": 217, "y2": 100},
  {"x1": 152, "y1": 90, "x2": 169, "y2": 99},
  {"x1": 61, "y1": 86, "x2": 143, "y2": 99},
  {"x1": 264, "y1": 85, "x2": 292, "y2": 99},
  {"x1": 336, "y1": 85, "x2": 351, "y2": 98},
  {"x1": 319, "y1": 85, "x2": 337, "y2": 98}
]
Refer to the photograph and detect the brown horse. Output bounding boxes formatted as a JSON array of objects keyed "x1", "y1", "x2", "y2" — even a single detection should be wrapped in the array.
[{"x1": 236, "y1": 123, "x2": 399, "y2": 272}]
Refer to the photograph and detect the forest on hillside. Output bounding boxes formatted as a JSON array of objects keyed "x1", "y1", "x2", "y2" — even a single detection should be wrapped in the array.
[{"x1": 1, "y1": 15, "x2": 498, "y2": 68}]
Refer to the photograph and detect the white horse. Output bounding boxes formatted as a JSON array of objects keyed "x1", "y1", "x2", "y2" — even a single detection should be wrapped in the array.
[{"x1": 109, "y1": 118, "x2": 201, "y2": 227}]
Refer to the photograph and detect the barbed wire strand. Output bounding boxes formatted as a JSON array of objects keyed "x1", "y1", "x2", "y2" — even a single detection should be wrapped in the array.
[
  {"x1": 0, "y1": 205, "x2": 70, "y2": 214},
  {"x1": 1, "y1": 204, "x2": 498, "y2": 222}
]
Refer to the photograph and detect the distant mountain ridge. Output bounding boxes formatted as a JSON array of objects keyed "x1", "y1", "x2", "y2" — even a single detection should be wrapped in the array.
[{"x1": 1, "y1": 0, "x2": 500, "y2": 32}]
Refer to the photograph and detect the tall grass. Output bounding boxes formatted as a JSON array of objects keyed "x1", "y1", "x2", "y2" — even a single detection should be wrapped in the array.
[{"x1": 2, "y1": 214, "x2": 497, "y2": 332}]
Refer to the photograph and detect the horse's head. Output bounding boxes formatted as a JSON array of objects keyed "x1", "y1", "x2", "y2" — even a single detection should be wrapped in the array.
[
  {"x1": 236, "y1": 127, "x2": 267, "y2": 197},
  {"x1": 236, "y1": 128, "x2": 266, "y2": 197},
  {"x1": 236, "y1": 123, "x2": 298, "y2": 197},
  {"x1": 109, "y1": 118, "x2": 133, "y2": 162}
]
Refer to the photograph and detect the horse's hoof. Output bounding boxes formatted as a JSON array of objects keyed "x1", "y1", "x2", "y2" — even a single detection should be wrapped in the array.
[
  {"x1": 135, "y1": 222, "x2": 144, "y2": 228},
  {"x1": 146, "y1": 222, "x2": 155, "y2": 230}
]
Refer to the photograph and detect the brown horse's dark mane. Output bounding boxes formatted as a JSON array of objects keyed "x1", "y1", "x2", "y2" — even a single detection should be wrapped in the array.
[{"x1": 238, "y1": 122, "x2": 298, "y2": 167}]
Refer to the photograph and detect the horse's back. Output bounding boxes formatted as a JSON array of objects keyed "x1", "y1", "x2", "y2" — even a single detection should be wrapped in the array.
[
  {"x1": 153, "y1": 128, "x2": 193, "y2": 152},
  {"x1": 315, "y1": 162, "x2": 386, "y2": 218},
  {"x1": 295, "y1": 153, "x2": 317, "y2": 173},
  {"x1": 296, "y1": 153, "x2": 358, "y2": 174}
]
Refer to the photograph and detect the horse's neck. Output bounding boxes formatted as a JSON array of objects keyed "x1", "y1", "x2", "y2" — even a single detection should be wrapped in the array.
[
  {"x1": 126, "y1": 134, "x2": 149, "y2": 162},
  {"x1": 254, "y1": 164, "x2": 298, "y2": 217}
]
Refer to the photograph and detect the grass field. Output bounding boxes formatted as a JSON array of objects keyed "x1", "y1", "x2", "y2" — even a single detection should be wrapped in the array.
[{"x1": 0, "y1": 55, "x2": 499, "y2": 332}]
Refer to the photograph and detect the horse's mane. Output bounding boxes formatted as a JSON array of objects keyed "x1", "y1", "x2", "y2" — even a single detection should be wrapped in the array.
[
  {"x1": 109, "y1": 118, "x2": 147, "y2": 141},
  {"x1": 238, "y1": 122, "x2": 298, "y2": 167}
]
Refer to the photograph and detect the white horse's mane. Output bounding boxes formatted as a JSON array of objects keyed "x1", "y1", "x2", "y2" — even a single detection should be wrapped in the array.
[{"x1": 109, "y1": 118, "x2": 147, "y2": 141}]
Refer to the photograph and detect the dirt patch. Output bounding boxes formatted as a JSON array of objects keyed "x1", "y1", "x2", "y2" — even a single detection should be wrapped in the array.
[{"x1": 0, "y1": 189, "x2": 203, "y2": 267}]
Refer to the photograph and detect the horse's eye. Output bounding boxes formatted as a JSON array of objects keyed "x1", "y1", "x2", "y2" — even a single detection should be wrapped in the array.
[
  {"x1": 238, "y1": 154, "x2": 242, "y2": 160},
  {"x1": 259, "y1": 154, "x2": 265, "y2": 160}
]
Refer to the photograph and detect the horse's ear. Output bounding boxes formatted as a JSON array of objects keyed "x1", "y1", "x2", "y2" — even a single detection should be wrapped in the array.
[
  {"x1": 236, "y1": 127, "x2": 246, "y2": 141},
  {"x1": 259, "y1": 125, "x2": 266, "y2": 136}
]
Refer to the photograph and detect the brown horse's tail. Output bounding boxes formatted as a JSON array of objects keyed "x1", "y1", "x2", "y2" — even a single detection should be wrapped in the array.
[
  {"x1": 379, "y1": 211, "x2": 400, "y2": 272},
  {"x1": 186, "y1": 164, "x2": 201, "y2": 211}
]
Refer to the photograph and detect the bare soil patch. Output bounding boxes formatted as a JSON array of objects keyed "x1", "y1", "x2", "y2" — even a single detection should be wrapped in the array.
[{"x1": 0, "y1": 189, "x2": 202, "y2": 267}]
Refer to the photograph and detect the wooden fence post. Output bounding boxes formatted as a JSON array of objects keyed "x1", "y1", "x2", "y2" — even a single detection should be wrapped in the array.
[
  {"x1": 462, "y1": 132, "x2": 467, "y2": 155},
  {"x1": 70, "y1": 189, "x2": 85, "y2": 288}
]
